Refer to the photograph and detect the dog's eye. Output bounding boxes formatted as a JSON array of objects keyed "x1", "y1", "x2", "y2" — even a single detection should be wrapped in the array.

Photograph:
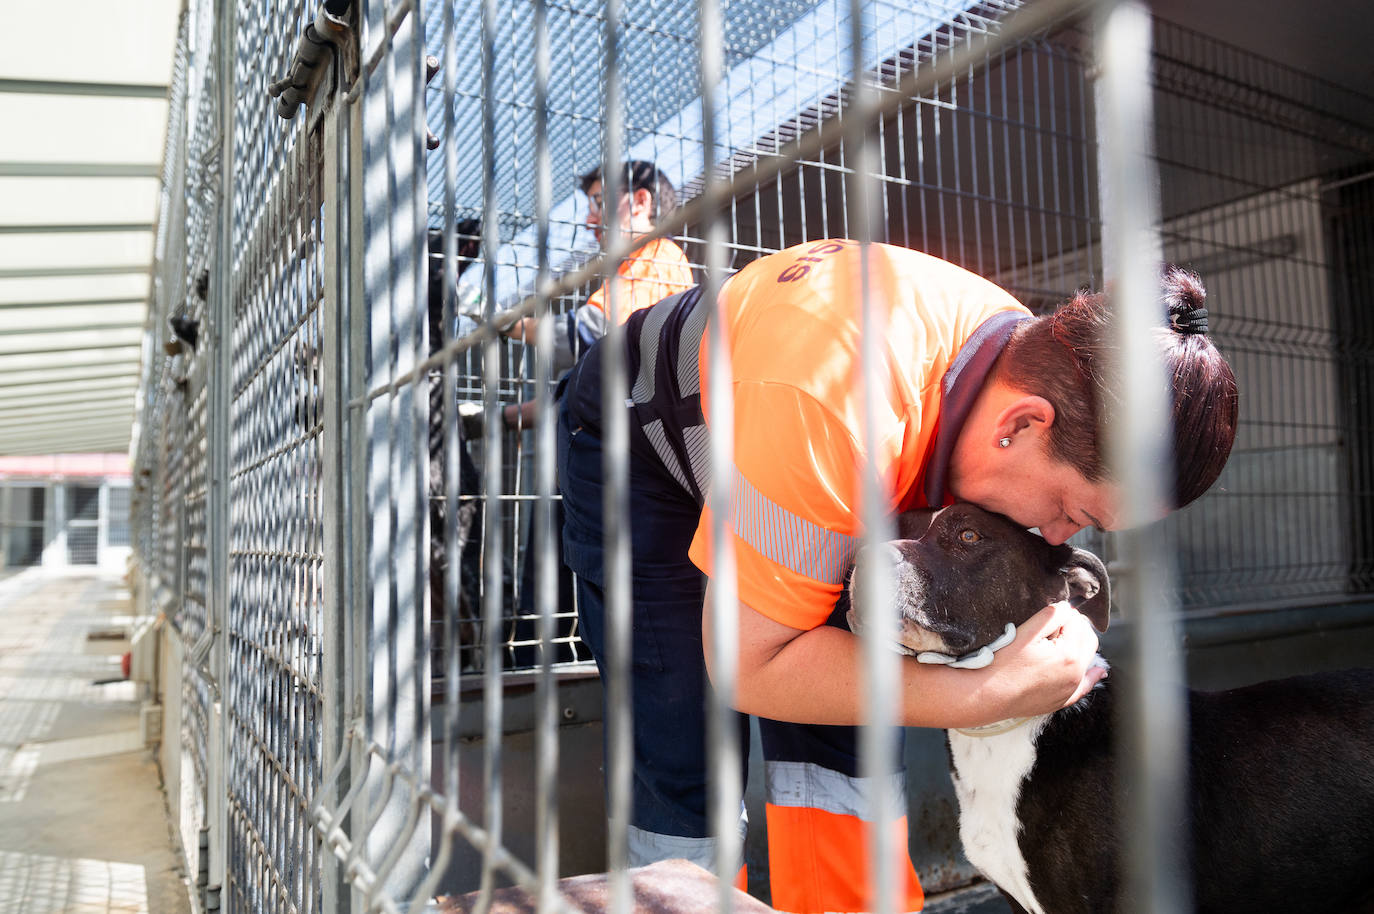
[{"x1": 959, "y1": 529, "x2": 981, "y2": 544}]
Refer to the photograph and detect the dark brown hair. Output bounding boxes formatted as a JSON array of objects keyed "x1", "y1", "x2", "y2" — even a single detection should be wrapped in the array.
[
  {"x1": 578, "y1": 160, "x2": 677, "y2": 223},
  {"x1": 994, "y1": 267, "x2": 1239, "y2": 508}
]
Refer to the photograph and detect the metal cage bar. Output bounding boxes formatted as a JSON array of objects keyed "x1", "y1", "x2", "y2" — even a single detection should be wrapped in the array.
[
  {"x1": 1094, "y1": 4, "x2": 1188, "y2": 911},
  {"x1": 128, "y1": 1, "x2": 1374, "y2": 912}
]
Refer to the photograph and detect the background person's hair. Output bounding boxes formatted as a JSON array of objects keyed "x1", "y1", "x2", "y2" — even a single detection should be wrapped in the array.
[
  {"x1": 427, "y1": 218, "x2": 482, "y2": 300},
  {"x1": 427, "y1": 218, "x2": 482, "y2": 268},
  {"x1": 993, "y1": 267, "x2": 1239, "y2": 508},
  {"x1": 578, "y1": 160, "x2": 677, "y2": 223}
]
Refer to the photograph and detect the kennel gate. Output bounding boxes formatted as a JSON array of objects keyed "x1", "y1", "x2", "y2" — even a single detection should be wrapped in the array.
[{"x1": 130, "y1": 0, "x2": 1374, "y2": 910}]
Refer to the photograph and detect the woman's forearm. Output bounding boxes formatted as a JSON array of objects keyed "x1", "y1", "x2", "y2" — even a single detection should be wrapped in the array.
[{"x1": 705, "y1": 583, "x2": 1102, "y2": 729}]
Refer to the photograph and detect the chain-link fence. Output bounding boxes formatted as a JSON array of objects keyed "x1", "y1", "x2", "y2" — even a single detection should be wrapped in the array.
[{"x1": 130, "y1": 0, "x2": 1374, "y2": 912}]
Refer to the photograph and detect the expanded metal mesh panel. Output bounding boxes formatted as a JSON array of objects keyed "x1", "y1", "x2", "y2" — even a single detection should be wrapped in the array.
[
  {"x1": 180, "y1": 364, "x2": 212, "y2": 890},
  {"x1": 136, "y1": 7, "x2": 194, "y2": 607},
  {"x1": 178, "y1": 0, "x2": 220, "y2": 653},
  {"x1": 181, "y1": 376, "x2": 212, "y2": 880},
  {"x1": 158, "y1": 381, "x2": 188, "y2": 602},
  {"x1": 108, "y1": 486, "x2": 132, "y2": 548},
  {"x1": 420, "y1": 0, "x2": 818, "y2": 236},
  {"x1": 231, "y1": 1, "x2": 318, "y2": 255},
  {"x1": 65, "y1": 486, "x2": 100, "y2": 566},
  {"x1": 1149, "y1": 18, "x2": 1374, "y2": 608},
  {"x1": 65, "y1": 527, "x2": 98, "y2": 565},
  {"x1": 132, "y1": 457, "x2": 156, "y2": 578},
  {"x1": 180, "y1": 388, "x2": 210, "y2": 647},
  {"x1": 435, "y1": 0, "x2": 1032, "y2": 297},
  {"x1": 685, "y1": 8, "x2": 1094, "y2": 283},
  {"x1": 224, "y1": 0, "x2": 328, "y2": 908},
  {"x1": 2, "y1": 487, "x2": 44, "y2": 567}
]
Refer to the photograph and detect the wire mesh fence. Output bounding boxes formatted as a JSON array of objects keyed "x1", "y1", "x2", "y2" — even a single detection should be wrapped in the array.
[
  {"x1": 225, "y1": 53, "x2": 331, "y2": 914},
  {"x1": 127, "y1": 0, "x2": 1374, "y2": 912}
]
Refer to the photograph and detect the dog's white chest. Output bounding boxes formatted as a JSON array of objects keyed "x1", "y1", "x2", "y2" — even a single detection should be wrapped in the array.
[{"x1": 948, "y1": 720, "x2": 1048, "y2": 914}]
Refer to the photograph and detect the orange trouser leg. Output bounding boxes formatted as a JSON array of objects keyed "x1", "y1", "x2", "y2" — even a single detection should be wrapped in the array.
[{"x1": 765, "y1": 803, "x2": 924, "y2": 914}]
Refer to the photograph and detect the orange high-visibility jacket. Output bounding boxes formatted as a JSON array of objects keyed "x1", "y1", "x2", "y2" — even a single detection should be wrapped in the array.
[
  {"x1": 689, "y1": 240, "x2": 1029, "y2": 632},
  {"x1": 585, "y1": 236, "x2": 694, "y2": 323}
]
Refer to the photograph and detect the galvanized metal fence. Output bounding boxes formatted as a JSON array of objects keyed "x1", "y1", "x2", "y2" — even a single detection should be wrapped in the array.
[{"x1": 129, "y1": 0, "x2": 1374, "y2": 912}]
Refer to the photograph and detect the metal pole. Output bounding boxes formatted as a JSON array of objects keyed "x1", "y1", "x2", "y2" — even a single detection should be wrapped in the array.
[
  {"x1": 1095, "y1": 3, "x2": 1191, "y2": 913},
  {"x1": 345, "y1": 53, "x2": 373, "y2": 913},
  {"x1": 697, "y1": 0, "x2": 743, "y2": 905},
  {"x1": 319, "y1": 10, "x2": 356, "y2": 908},
  {"x1": 205, "y1": 0, "x2": 234, "y2": 906},
  {"x1": 358, "y1": 0, "x2": 427, "y2": 906},
  {"x1": 844, "y1": 4, "x2": 900, "y2": 912},
  {"x1": 596, "y1": 0, "x2": 632, "y2": 909},
  {"x1": 475, "y1": 0, "x2": 507, "y2": 904},
  {"x1": 530, "y1": 0, "x2": 562, "y2": 907},
  {"x1": 360, "y1": 0, "x2": 432, "y2": 902}
]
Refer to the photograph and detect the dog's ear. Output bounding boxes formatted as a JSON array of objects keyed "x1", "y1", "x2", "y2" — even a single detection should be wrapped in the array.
[{"x1": 1061, "y1": 547, "x2": 1110, "y2": 632}]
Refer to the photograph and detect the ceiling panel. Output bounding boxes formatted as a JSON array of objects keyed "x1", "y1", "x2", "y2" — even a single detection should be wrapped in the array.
[
  {"x1": 0, "y1": 276, "x2": 151, "y2": 304},
  {"x1": 0, "y1": 177, "x2": 162, "y2": 224},
  {"x1": 0, "y1": 96, "x2": 170, "y2": 165},
  {"x1": 0, "y1": 231, "x2": 155, "y2": 271},
  {"x1": 1, "y1": 1, "x2": 181, "y2": 86},
  {"x1": 0, "y1": 0, "x2": 177, "y2": 458}
]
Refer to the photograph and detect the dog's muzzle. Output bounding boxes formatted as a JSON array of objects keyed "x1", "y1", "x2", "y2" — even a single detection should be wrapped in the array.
[{"x1": 912, "y1": 622, "x2": 1016, "y2": 669}]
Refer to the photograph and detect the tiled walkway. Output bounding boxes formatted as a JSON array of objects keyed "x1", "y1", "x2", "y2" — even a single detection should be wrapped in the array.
[{"x1": 0, "y1": 568, "x2": 192, "y2": 914}]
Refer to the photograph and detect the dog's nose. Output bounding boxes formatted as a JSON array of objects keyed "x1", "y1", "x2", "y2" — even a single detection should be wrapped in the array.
[
  {"x1": 870, "y1": 543, "x2": 903, "y2": 566},
  {"x1": 855, "y1": 543, "x2": 904, "y2": 578}
]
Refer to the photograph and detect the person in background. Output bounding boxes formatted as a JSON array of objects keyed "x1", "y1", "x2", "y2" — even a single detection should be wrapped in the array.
[
  {"x1": 499, "y1": 159, "x2": 695, "y2": 428},
  {"x1": 556, "y1": 240, "x2": 1239, "y2": 912},
  {"x1": 494, "y1": 162, "x2": 695, "y2": 664}
]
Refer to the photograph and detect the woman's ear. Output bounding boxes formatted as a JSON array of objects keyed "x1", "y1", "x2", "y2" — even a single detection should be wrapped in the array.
[
  {"x1": 630, "y1": 187, "x2": 654, "y2": 220},
  {"x1": 994, "y1": 395, "x2": 1056, "y2": 445}
]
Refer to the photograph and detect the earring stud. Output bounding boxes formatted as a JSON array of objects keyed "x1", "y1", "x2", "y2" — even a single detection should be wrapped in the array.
[{"x1": 999, "y1": 437, "x2": 1011, "y2": 448}]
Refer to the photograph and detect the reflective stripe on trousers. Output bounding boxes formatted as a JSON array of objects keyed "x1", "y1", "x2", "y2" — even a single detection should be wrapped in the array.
[
  {"x1": 764, "y1": 760, "x2": 925, "y2": 914},
  {"x1": 628, "y1": 802, "x2": 749, "y2": 892}
]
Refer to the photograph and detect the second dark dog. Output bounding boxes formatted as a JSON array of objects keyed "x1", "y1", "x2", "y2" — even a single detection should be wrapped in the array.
[{"x1": 846, "y1": 503, "x2": 1374, "y2": 914}]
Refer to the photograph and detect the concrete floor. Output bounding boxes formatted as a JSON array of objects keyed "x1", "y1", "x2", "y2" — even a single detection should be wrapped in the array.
[{"x1": 0, "y1": 567, "x2": 193, "y2": 914}]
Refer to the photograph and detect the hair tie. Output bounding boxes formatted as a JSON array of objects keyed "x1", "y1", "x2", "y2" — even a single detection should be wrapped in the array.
[{"x1": 1170, "y1": 307, "x2": 1209, "y2": 335}]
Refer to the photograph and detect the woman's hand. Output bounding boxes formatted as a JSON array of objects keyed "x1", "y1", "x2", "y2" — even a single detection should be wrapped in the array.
[{"x1": 981, "y1": 601, "x2": 1106, "y2": 720}]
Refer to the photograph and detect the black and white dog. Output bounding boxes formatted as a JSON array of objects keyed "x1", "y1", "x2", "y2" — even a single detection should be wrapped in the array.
[{"x1": 846, "y1": 504, "x2": 1374, "y2": 914}]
